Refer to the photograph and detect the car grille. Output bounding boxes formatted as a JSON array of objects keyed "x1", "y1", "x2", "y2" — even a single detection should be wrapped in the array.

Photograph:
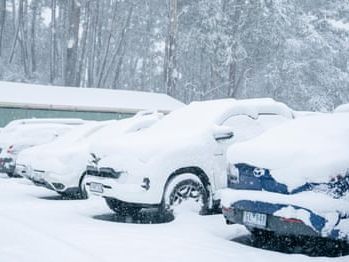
[{"x1": 86, "y1": 166, "x2": 122, "y2": 179}]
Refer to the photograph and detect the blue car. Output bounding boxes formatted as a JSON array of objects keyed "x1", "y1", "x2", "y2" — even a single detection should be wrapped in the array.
[{"x1": 221, "y1": 114, "x2": 349, "y2": 243}]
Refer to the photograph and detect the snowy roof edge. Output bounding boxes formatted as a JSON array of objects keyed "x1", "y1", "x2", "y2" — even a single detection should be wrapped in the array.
[
  {"x1": 0, "y1": 81, "x2": 184, "y2": 113},
  {"x1": 0, "y1": 101, "x2": 151, "y2": 114}
]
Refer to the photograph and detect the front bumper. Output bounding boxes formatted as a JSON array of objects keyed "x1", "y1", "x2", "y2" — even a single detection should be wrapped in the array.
[
  {"x1": 0, "y1": 157, "x2": 16, "y2": 175},
  {"x1": 85, "y1": 166, "x2": 161, "y2": 206},
  {"x1": 22, "y1": 166, "x2": 78, "y2": 194},
  {"x1": 223, "y1": 200, "x2": 349, "y2": 243}
]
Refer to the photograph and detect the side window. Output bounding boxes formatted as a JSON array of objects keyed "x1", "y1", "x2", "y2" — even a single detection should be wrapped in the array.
[
  {"x1": 257, "y1": 115, "x2": 288, "y2": 131},
  {"x1": 222, "y1": 115, "x2": 264, "y2": 142}
]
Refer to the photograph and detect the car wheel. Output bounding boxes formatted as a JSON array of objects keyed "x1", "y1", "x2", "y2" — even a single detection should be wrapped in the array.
[
  {"x1": 78, "y1": 174, "x2": 88, "y2": 200},
  {"x1": 105, "y1": 198, "x2": 142, "y2": 217},
  {"x1": 6, "y1": 172, "x2": 14, "y2": 178},
  {"x1": 162, "y1": 173, "x2": 209, "y2": 215},
  {"x1": 250, "y1": 228, "x2": 275, "y2": 247}
]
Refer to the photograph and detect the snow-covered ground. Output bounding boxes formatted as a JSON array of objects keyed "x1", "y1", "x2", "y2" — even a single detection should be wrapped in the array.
[{"x1": 0, "y1": 175, "x2": 347, "y2": 262}]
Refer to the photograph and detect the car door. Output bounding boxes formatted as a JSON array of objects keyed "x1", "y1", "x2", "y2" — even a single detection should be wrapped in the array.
[{"x1": 212, "y1": 115, "x2": 264, "y2": 191}]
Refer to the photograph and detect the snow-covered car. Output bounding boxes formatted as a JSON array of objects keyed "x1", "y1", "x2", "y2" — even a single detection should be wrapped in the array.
[
  {"x1": 85, "y1": 98, "x2": 294, "y2": 215},
  {"x1": 17, "y1": 111, "x2": 163, "y2": 198},
  {"x1": 221, "y1": 113, "x2": 349, "y2": 243},
  {"x1": 334, "y1": 103, "x2": 349, "y2": 113},
  {"x1": 0, "y1": 118, "x2": 86, "y2": 177}
]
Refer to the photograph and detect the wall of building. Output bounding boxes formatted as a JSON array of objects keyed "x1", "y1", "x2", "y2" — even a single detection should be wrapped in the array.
[{"x1": 0, "y1": 107, "x2": 133, "y2": 127}]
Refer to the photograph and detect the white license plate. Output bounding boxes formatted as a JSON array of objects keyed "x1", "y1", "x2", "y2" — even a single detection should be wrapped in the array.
[
  {"x1": 89, "y1": 182, "x2": 104, "y2": 193},
  {"x1": 243, "y1": 211, "x2": 267, "y2": 228}
]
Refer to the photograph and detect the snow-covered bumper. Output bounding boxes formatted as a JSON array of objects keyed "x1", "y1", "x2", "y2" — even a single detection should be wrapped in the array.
[
  {"x1": 0, "y1": 157, "x2": 16, "y2": 175},
  {"x1": 84, "y1": 166, "x2": 162, "y2": 206},
  {"x1": 19, "y1": 165, "x2": 79, "y2": 194},
  {"x1": 221, "y1": 189, "x2": 349, "y2": 243}
]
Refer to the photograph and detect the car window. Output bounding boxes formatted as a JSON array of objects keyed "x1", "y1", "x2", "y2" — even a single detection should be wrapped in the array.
[{"x1": 222, "y1": 115, "x2": 264, "y2": 142}]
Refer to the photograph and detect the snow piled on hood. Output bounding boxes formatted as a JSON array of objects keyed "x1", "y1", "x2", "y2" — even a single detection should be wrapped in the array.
[
  {"x1": 227, "y1": 113, "x2": 349, "y2": 190},
  {"x1": 0, "y1": 123, "x2": 74, "y2": 149},
  {"x1": 94, "y1": 98, "x2": 294, "y2": 163}
]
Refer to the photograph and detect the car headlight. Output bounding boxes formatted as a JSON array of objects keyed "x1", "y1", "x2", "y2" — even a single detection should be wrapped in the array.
[
  {"x1": 313, "y1": 175, "x2": 349, "y2": 199},
  {"x1": 227, "y1": 163, "x2": 239, "y2": 184}
]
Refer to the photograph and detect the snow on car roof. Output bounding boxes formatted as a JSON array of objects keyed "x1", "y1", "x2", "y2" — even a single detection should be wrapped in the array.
[
  {"x1": 4, "y1": 118, "x2": 87, "y2": 128},
  {"x1": 0, "y1": 81, "x2": 184, "y2": 113},
  {"x1": 152, "y1": 98, "x2": 294, "y2": 131},
  {"x1": 334, "y1": 103, "x2": 349, "y2": 113},
  {"x1": 0, "y1": 123, "x2": 75, "y2": 146},
  {"x1": 195, "y1": 98, "x2": 294, "y2": 123},
  {"x1": 227, "y1": 113, "x2": 349, "y2": 190},
  {"x1": 0, "y1": 118, "x2": 88, "y2": 146}
]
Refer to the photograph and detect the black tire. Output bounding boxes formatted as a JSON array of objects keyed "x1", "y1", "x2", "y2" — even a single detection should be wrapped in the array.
[
  {"x1": 78, "y1": 174, "x2": 88, "y2": 200},
  {"x1": 57, "y1": 174, "x2": 88, "y2": 200},
  {"x1": 6, "y1": 172, "x2": 14, "y2": 178},
  {"x1": 105, "y1": 198, "x2": 142, "y2": 217},
  {"x1": 250, "y1": 228, "x2": 275, "y2": 247},
  {"x1": 162, "y1": 173, "x2": 209, "y2": 215}
]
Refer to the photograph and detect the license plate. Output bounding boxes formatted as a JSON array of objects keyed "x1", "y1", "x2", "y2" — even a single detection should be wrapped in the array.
[
  {"x1": 89, "y1": 182, "x2": 104, "y2": 193},
  {"x1": 243, "y1": 211, "x2": 267, "y2": 228}
]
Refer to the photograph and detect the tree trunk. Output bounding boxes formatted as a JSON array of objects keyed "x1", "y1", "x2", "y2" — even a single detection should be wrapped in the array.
[
  {"x1": 20, "y1": 0, "x2": 29, "y2": 74},
  {"x1": 64, "y1": 0, "x2": 81, "y2": 86},
  {"x1": 75, "y1": 0, "x2": 91, "y2": 87},
  {"x1": 164, "y1": 0, "x2": 178, "y2": 97},
  {"x1": 8, "y1": 6, "x2": 20, "y2": 63},
  {"x1": 29, "y1": 0, "x2": 37, "y2": 72},
  {"x1": 50, "y1": 0, "x2": 56, "y2": 83},
  {"x1": 102, "y1": 5, "x2": 133, "y2": 88},
  {"x1": 0, "y1": 0, "x2": 6, "y2": 57},
  {"x1": 96, "y1": 1, "x2": 118, "y2": 88},
  {"x1": 87, "y1": 0, "x2": 99, "y2": 87},
  {"x1": 11, "y1": 0, "x2": 15, "y2": 30},
  {"x1": 9, "y1": 0, "x2": 29, "y2": 76}
]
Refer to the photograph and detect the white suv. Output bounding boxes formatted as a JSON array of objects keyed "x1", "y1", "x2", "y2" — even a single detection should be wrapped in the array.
[
  {"x1": 85, "y1": 99, "x2": 294, "y2": 215},
  {"x1": 17, "y1": 111, "x2": 163, "y2": 198}
]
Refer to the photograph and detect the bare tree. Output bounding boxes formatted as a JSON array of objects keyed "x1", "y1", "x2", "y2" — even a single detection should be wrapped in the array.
[
  {"x1": 103, "y1": 5, "x2": 134, "y2": 88},
  {"x1": 87, "y1": 0, "x2": 100, "y2": 87},
  {"x1": 164, "y1": 0, "x2": 178, "y2": 96},
  {"x1": 9, "y1": 0, "x2": 29, "y2": 76},
  {"x1": 50, "y1": 0, "x2": 56, "y2": 83},
  {"x1": 75, "y1": 0, "x2": 91, "y2": 87},
  {"x1": 29, "y1": 0, "x2": 38, "y2": 72},
  {"x1": 96, "y1": 1, "x2": 118, "y2": 88},
  {"x1": 64, "y1": 0, "x2": 80, "y2": 86},
  {"x1": 0, "y1": 0, "x2": 6, "y2": 56}
]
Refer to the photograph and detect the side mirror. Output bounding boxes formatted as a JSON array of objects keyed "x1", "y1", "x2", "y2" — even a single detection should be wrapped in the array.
[{"x1": 213, "y1": 126, "x2": 234, "y2": 141}]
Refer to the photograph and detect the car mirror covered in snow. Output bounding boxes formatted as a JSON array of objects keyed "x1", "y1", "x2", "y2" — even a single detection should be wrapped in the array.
[{"x1": 212, "y1": 125, "x2": 234, "y2": 141}]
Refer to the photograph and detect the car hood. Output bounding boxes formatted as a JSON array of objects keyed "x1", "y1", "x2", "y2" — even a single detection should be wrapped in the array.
[
  {"x1": 17, "y1": 142, "x2": 90, "y2": 175},
  {"x1": 228, "y1": 114, "x2": 349, "y2": 191},
  {"x1": 111, "y1": 130, "x2": 211, "y2": 163},
  {"x1": 95, "y1": 127, "x2": 216, "y2": 172}
]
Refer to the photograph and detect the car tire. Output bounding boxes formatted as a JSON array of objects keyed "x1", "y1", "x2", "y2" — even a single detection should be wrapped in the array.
[
  {"x1": 161, "y1": 173, "x2": 209, "y2": 216},
  {"x1": 78, "y1": 174, "x2": 88, "y2": 200},
  {"x1": 250, "y1": 228, "x2": 275, "y2": 247},
  {"x1": 105, "y1": 198, "x2": 142, "y2": 217},
  {"x1": 6, "y1": 172, "x2": 14, "y2": 178}
]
